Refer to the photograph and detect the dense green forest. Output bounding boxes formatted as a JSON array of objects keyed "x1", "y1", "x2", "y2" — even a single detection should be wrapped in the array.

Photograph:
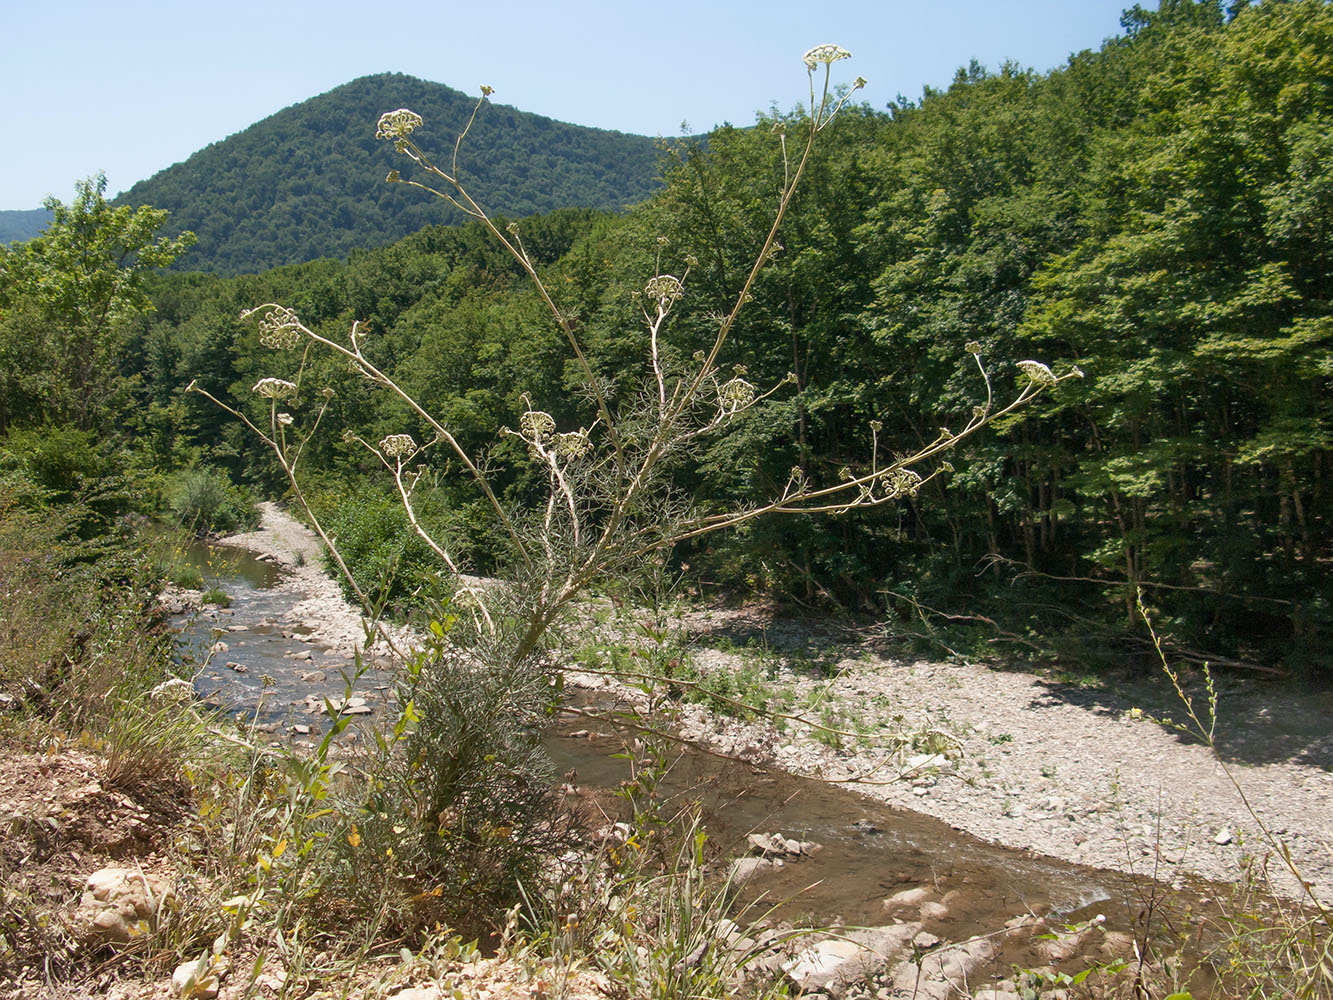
[
  {"x1": 112, "y1": 74, "x2": 663, "y2": 275},
  {"x1": 3, "y1": 0, "x2": 1329, "y2": 674}
]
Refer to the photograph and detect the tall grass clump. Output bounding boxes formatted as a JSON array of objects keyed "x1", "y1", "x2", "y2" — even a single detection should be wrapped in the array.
[{"x1": 0, "y1": 490, "x2": 170, "y2": 726}]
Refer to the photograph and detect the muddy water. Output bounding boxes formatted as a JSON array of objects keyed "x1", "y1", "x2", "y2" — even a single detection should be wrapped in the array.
[
  {"x1": 549, "y1": 726, "x2": 1123, "y2": 926},
  {"x1": 170, "y1": 540, "x2": 1224, "y2": 993}
]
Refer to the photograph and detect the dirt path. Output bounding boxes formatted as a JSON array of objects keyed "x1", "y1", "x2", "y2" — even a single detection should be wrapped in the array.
[{"x1": 223, "y1": 504, "x2": 1333, "y2": 905}]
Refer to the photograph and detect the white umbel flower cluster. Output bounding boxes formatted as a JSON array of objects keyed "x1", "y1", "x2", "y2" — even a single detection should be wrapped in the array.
[
  {"x1": 379, "y1": 433, "x2": 416, "y2": 458},
  {"x1": 554, "y1": 430, "x2": 590, "y2": 460},
  {"x1": 252, "y1": 377, "x2": 297, "y2": 400},
  {"x1": 644, "y1": 275, "x2": 684, "y2": 309},
  {"x1": 520, "y1": 410, "x2": 557, "y2": 441},
  {"x1": 376, "y1": 109, "x2": 424, "y2": 141},
  {"x1": 718, "y1": 377, "x2": 757, "y2": 412},
  {"x1": 1016, "y1": 360, "x2": 1057, "y2": 386},
  {"x1": 803, "y1": 44, "x2": 852, "y2": 70},
  {"x1": 257, "y1": 307, "x2": 302, "y2": 350}
]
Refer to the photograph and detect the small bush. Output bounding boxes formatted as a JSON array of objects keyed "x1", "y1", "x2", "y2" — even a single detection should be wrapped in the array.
[
  {"x1": 339, "y1": 643, "x2": 568, "y2": 938},
  {"x1": 308, "y1": 488, "x2": 446, "y2": 612},
  {"x1": 166, "y1": 466, "x2": 258, "y2": 536}
]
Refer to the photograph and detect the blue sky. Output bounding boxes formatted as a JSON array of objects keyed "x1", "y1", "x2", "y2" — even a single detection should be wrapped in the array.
[{"x1": 0, "y1": 0, "x2": 1155, "y2": 211}]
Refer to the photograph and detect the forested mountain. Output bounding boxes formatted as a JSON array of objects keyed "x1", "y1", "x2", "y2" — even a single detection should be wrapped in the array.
[
  {"x1": 113, "y1": 74, "x2": 663, "y2": 274},
  {"x1": 0, "y1": 209, "x2": 52, "y2": 244},
  {"x1": 6, "y1": 0, "x2": 1329, "y2": 673}
]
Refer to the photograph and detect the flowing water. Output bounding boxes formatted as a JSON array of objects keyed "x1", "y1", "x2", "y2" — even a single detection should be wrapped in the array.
[{"x1": 168, "y1": 537, "x2": 1229, "y2": 993}]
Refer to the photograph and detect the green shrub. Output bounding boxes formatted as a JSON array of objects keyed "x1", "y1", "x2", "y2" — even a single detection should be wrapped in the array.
[
  {"x1": 170, "y1": 564, "x2": 205, "y2": 589},
  {"x1": 308, "y1": 488, "x2": 445, "y2": 612},
  {"x1": 0, "y1": 426, "x2": 143, "y2": 535},
  {"x1": 166, "y1": 466, "x2": 258, "y2": 536},
  {"x1": 339, "y1": 643, "x2": 567, "y2": 938}
]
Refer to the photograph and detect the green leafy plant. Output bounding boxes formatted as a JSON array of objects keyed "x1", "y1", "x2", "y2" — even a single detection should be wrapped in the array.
[{"x1": 166, "y1": 466, "x2": 258, "y2": 536}]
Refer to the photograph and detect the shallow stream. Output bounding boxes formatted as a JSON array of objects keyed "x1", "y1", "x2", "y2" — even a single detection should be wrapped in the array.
[{"x1": 167, "y1": 537, "x2": 1225, "y2": 993}]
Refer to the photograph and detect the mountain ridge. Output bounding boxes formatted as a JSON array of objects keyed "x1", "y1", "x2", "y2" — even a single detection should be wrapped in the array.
[{"x1": 4, "y1": 73, "x2": 665, "y2": 272}]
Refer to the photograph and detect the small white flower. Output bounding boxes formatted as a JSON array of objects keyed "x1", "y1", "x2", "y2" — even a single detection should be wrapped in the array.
[
  {"x1": 803, "y1": 44, "x2": 852, "y2": 70},
  {"x1": 276, "y1": 412, "x2": 294, "y2": 426},
  {"x1": 252, "y1": 377, "x2": 297, "y2": 400},
  {"x1": 1017, "y1": 360, "x2": 1057, "y2": 386},
  {"x1": 376, "y1": 108, "x2": 424, "y2": 141},
  {"x1": 379, "y1": 433, "x2": 416, "y2": 458}
]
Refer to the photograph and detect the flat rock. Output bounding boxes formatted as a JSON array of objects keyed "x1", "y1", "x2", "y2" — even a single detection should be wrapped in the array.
[
  {"x1": 729, "y1": 856, "x2": 776, "y2": 886},
  {"x1": 785, "y1": 924, "x2": 920, "y2": 997},
  {"x1": 883, "y1": 886, "x2": 932, "y2": 910},
  {"x1": 888, "y1": 935, "x2": 995, "y2": 1000},
  {"x1": 171, "y1": 955, "x2": 222, "y2": 998}
]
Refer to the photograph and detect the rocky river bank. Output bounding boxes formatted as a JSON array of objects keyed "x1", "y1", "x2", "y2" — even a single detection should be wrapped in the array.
[{"x1": 215, "y1": 504, "x2": 1332, "y2": 907}]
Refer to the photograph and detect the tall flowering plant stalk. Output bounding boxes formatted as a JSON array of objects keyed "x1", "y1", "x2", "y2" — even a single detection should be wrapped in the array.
[{"x1": 191, "y1": 46, "x2": 1080, "y2": 668}]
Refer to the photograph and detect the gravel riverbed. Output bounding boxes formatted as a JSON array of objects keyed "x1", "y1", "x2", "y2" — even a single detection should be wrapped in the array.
[{"x1": 223, "y1": 502, "x2": 1333, "y2": 905}]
